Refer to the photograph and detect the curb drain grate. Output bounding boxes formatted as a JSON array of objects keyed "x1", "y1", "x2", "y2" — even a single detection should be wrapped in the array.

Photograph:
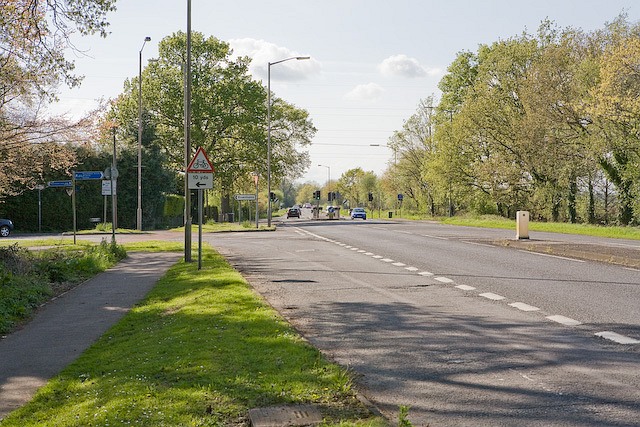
[{"x1": 249, "y1": 404, "x2": 322, "y2": 427}]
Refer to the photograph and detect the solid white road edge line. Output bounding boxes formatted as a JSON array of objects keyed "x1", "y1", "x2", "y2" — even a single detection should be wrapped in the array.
[{"x1": 518, "y1": 250, "x2": 586, "y2": 263}]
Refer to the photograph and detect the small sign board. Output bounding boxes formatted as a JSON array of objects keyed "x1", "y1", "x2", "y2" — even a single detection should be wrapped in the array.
[
  {"x1": 75, "y1": 171, "x2": 104, "y2": 180},
  {"x1": 234, "y1": 194, "x2": 256, "y2": 201},
  {"x1": 188, "y1": 173, "x2": 213, "y2": 189},
  {"x1": 102, "y1": 180, "x2": 116, "y2": 195},
  {"x1": 187, "y1": 147, "x2": 214, "y2": 173},
  {"x1": 48, "y1": 180, "x2": 73, "y2": 188}
]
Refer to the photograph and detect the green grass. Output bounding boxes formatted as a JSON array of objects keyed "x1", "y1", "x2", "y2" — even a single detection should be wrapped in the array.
[
  {"x1": 171, "y1": 222, "x2": 275, "y2": 233},
  {"x1": 0, "y1": 241, "x2": 127, "y2": 335},
  {"x1": 0, "y1": 246, "x2": 384, "y2": 427},
  {"x1": 439, "y1": 214, "x2": 640, "y2": 240}
]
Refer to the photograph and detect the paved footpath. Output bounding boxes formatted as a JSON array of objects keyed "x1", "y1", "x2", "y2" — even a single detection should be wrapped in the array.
[{"x1": 0, "y1": 252, "x2": 182, "y2": 420}]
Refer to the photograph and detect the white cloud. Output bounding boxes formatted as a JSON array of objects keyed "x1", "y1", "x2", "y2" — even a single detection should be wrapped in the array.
[
  {"x1": 228, "y1": 38, "x2": 320, "y2": 81},
  {"x1": 378, "y1": 54, "x2": 440, "y2": 78},
  {"x1": 344, "y1": 83, "x2": 385, "y2": 102}
]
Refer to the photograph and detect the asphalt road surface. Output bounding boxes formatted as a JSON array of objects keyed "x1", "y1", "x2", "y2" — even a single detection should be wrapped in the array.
[{"x1": 207, "y1": 214, "x2": 640, "y2": 427}]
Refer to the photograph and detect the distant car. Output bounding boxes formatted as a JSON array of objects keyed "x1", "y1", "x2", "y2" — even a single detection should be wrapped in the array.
[
  {"x1": 0, "y1": 218, "x2": 14, "y2": 237},
  {"x1": 287, "y1": 208, "x2": 301, "y2": 218},
  {"x1": 350, "y1": 208, "x2": 367, "y2": 220},
  {"x1": 303, "y1": 203, "x2": 312, "y2": 209}
]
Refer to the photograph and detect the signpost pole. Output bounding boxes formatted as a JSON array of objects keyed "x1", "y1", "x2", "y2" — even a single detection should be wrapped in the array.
[
  {"x1": 255, "y1": 177, "x2": 259, "y2": 229},
  {"x1": 71, "y1": 172, "x2": 77, "y2": 245},
  {"x1": 38, "y1": 187, "x2": 42, "y2": 233},
  {"x1": 111, "y1": 169, "x2": 116, "y2": 243},
  {"x1": 198, "y1": 188, "x2": 203, "y2": 270},
  {"x1": 36, "y1": 185, "x2": 44, "y2": 233}
]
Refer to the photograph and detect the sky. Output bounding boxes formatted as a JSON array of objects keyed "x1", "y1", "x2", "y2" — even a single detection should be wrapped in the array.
[{"x1": 51, "y1": 0, "x2": 640, "y2": 186}]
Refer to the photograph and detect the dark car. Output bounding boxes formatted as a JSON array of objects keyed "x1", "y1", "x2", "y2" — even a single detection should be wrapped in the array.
[
  {"x1": 0, "y1": 219, "x2": 14, "y2": 237},
  {"x1": 286, "y1": 208, "x2": 301, "y2": 218}
]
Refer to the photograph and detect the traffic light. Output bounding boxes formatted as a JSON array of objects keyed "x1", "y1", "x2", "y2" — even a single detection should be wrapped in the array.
[
  {"x1": 269, "y1": 192, "x2": 276, "y2": 201},
  {"x1": 368, "y1": 192, "x2": 373, "y2": 202},
  {"x1": 328, "y1": 192, "x2": 333, "y2": 202},
  {"x1": 313, "y1": 190, "x2": 320, "y2": 200}
]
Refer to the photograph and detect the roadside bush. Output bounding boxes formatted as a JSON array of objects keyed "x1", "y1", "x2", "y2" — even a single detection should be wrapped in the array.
[{"x1": 0, "y1": 241, "x2": 127, "y2": 335}]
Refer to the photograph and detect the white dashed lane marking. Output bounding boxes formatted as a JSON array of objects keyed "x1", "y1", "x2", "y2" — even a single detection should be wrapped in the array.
[
  {"x1": 546, "y1": 315, "x2": 582, "y2": 326},
  {"x1": 595, "y1": 331, "x2": 640, "y2": 345},
  {"x1": 479, "y1": 292, "x2": 505, "y2": 301},
  {"x1": 296, "y1": 227, "x2": 638, "y2": 346},
  {"x1": 509, "y1": 302, "x2": 540, "y2": 312}
]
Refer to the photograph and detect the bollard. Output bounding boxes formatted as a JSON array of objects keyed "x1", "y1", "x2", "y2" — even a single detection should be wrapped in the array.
[{"x1": 516, "y1": 210, "x2": 529, "y2": 239}]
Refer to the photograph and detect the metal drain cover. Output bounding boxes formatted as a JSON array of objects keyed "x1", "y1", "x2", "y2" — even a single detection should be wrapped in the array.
[{"x1": 248, "y1": 404, "x2": 322, "y2": 427}]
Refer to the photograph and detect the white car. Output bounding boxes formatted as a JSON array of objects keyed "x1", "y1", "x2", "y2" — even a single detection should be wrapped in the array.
[{"x1": 350, "y1": 208, "x2": 367, "y2": 220}]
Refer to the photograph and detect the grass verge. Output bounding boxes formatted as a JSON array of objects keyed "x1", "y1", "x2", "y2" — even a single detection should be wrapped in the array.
[
  {"x1": 0, "y1": 240, "x2": 126, "y2": 335},
  {"x1": 439, "y1": 214, "x2": 640, "y2": 240},
  {"x1": 171, "y1": 222, "x2": 276, "y2": 233},
  {"x1": 0, "y1": 245, "x2": 383, "y2": 427}
]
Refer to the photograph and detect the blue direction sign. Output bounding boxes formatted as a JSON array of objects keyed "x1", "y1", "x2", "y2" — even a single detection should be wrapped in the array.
[
  {"x1": 48, "y1": 180, "x2": 73, "y2": 188},
  {"x1": 74, "y1": 171, "x2": 104, "y2": 180}
]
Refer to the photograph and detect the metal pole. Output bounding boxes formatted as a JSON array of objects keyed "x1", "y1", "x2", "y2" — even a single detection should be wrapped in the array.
[
  {"x1": 37, "y1": 187, "x2": 42, "y2": 233},
  {"x1": 137, "y1": 36, "x2": 150, "y2": 231},
  {"x1": 267, "y1": 62, "x2": 272, "y2": 227},
  {"x1": 266, "y1": 56, "x2": 310, "y2": 228},
  {"x1": 198, "y1": 189, "x2": 202, "y2": 270},
  {"x1": 112, "y1": 127, "x2": 118, "y2": 233},
  {"x1": 184, "y1": 0, "x2": 192, "y2": 262},
  {"x1": 255, "y1": 177, "x2": 259, "y2": 229},
  {"x1": 72, "y1": 172, "x2": 77, "y2": 245}
]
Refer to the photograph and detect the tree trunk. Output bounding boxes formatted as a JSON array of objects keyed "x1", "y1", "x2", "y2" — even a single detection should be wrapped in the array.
[
  {"x1": 587, "y1": 177, "x2": 596, "y2": 224},
  {"x1": 568, "y1": 177, "x2": 577, "y2": 224}
]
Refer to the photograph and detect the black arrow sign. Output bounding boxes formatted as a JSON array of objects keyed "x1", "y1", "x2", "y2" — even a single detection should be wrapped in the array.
[{"x1": 195, "y1": 181, "x2": 206, "y2": 187}]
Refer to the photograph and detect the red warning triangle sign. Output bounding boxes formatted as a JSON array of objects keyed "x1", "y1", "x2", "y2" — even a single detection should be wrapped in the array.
[{"x1": 187, "y1": 147, "x2": 214, "y2": 173}]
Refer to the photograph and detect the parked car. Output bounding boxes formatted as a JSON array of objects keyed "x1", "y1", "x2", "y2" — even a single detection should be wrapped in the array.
[
  {"x1": 286, "y1": 208, "x2": 301, "y2": 218},
  {"x1": 0, "y1": 218, "x2": 14, "y2": 237},
  {"x1": 350, "y1": 207, "x2": 367, "y2": 220}
]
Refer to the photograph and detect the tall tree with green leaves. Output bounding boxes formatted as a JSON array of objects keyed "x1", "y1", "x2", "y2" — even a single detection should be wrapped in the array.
[
  {"x1": 589, "y1": 18, "x2": 640, "y2": 224},
  {"x1": 110, "y1": 31, "x2": 315, "y2": 215}
]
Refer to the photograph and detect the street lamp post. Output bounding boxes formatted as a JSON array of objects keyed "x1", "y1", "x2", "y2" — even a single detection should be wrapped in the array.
[
  {"x1": 137, "y1": 36, "x2": 151, "y2": 231},
  {"x1": 318, "y1": 164, "x2": 330, "y2": 195},
  {"x1": 370, "y1": 143, "x2": 397, "y2": 165},
  {"x1": 370, "y1": 144, "x2": 397, "y2": 217},
  {"x1": 184, "y1": 0, "x2": 192, "y2": 262},
  {"x1": 267, "y1": 56, "x2": 310, "y2": 227}
]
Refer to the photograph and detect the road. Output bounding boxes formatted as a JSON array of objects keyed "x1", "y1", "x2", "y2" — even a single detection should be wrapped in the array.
[{"x1": 206, "y1": 211, "x2": 640, "y2": 426}]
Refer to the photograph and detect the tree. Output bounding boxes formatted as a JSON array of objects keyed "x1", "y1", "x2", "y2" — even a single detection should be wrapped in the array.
[
  {"x1": 337, "y1": 168, "x2": 365, "y2": 208},
  {"x1": 0, "y1": 1, "x2": 117, "y2": 201},
  {"x1": 388, "y1": 98, "x2": 437, "y2": 213},
  {"x1": 590, "y1": 31, "x2": 640, "y2": 224},
  {"x1": 112, "y1": 31, "x2": 315, "y2": 216}
]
